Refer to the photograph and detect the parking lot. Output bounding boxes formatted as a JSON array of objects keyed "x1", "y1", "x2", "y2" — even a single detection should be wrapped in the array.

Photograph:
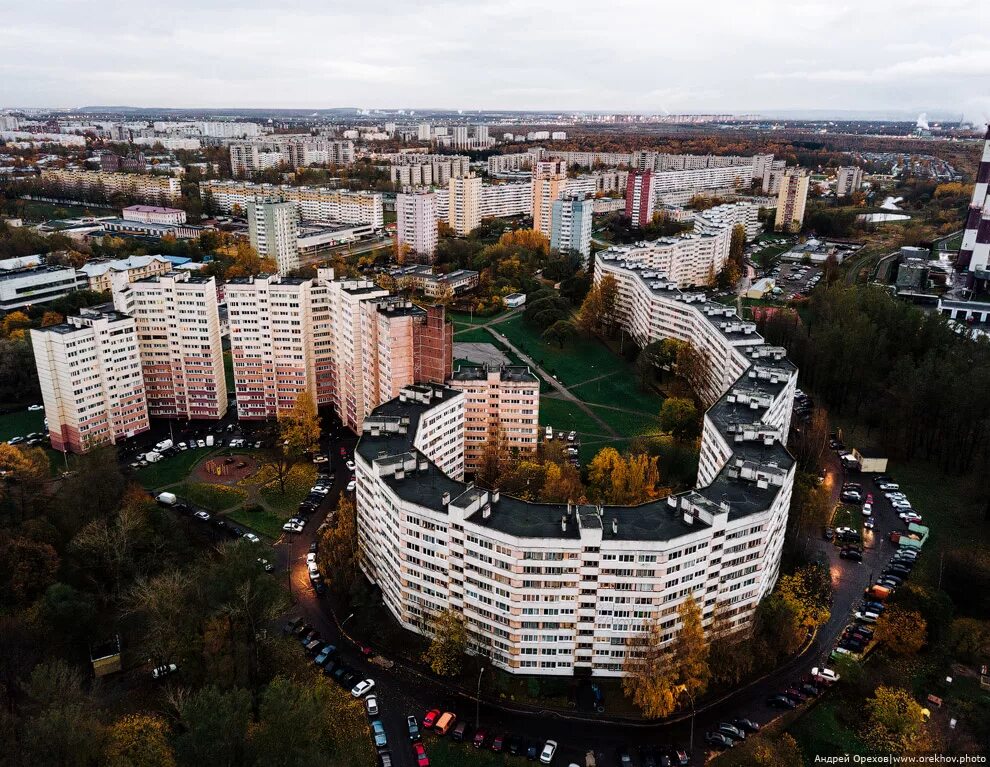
[{"x1": 767, "y1": 262, "x2": 823, "y2": 300}]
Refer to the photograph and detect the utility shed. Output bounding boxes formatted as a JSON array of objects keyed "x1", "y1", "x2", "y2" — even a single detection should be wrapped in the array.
[{"x1": 852, "y1": 447, "x2": 888, "y2": 473}]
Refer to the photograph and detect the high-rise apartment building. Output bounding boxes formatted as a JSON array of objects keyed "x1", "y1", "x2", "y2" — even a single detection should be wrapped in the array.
[
  {"x1": 226, "y1": 275, "x2": 323, "y2": 419},
  {"x1": 448, "y1": 174, "x2": 482, "y2": 235},
  {"x1": 417, "y1": 123, "x2": 432, "y2": 141},
  {"x1": 31, "y1": 307, "x2": 150, "y2": 453},
  {"x1": 112, "y1": 273, "x2": 228, "y2": 420},
  {"x1": 452, "y1": 126, "x2": 470, "y2": 148},
  {"x1": 40, "y1": 169, "x2": 181, "y2": 204},
  {"x1": 835, "y1": 166, "x2": 864, "y2": 197},
  {"x1": 774, "y1": 169, "x2": 810, "y2": 232},
  {"x1": 396, "y1": 191, "x2": 438, "y2": 262},
  {"x1": 327, "y1": 278, "x2": 454, "y2": 431},
  {"x1": 550, "y1": 194, "x2": 593, "y2": 259},
  {"x1": 447, "y1": 364, "x2": 540, "y2": 474},
  {"x1": 625, "y1": 171, "x2": 656, "y2": 228},
  {"x1": 532, "y1": 160, "x2": 567, "y2": 239},
  {"x1": 248, "y1": 200, "x2": 300, "y2": 275}
]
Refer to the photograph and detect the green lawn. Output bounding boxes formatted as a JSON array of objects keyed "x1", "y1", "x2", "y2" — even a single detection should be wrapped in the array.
[
  {"x1": 830, "y1": 504, "x2": 864, "y2": 536},
  {"x1": 538, "y1": 397, "x2": 605, "y2": 438},
  {"x1": 133, "y1": 448, "x2": 214, "y2": 489},
  {"x1": 226, "y1": 506, "x2": 286, "y2": 539},
  {"x1": 569, "y1": 372, "x2": 664, "y2": 416},
  {"x1": 6, "y1": 199, "x2": 110, "y2": 222},
  {"x1": 789, "y1": 700, "x2": 870, "y2": 760},
  {"x1": 449, "y1": 309, "x2": 505, "y2": 332},
  {"x1": 257, "y1": 463, "x2": 318, "y2": 514},
  {"x1": 223, "y1": 351, "x2": 235, "y2": 398},
  {"x1": 494, "y1": 315, "x2": 626, "y2": 388},
  {"x1": 174, "y1": 481, "x2": 246, "y2": 512},
  {"x1": 588, "y1": 406, "x2": 662, "y2": 439},
  {"x1": 0, "y1": 409, "x2": 45, "y2": 442},
  {"x1": 422, "y1": 737, "x2": 528, "y2": 767}
]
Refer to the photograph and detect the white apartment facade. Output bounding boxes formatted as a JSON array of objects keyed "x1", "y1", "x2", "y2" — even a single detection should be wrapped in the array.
[
  {"x1": 550, "y1": 195, "x2": 593, "y2": 258},
  {"x1": 248, "y1": 200, "x2": 301, "y2": 275},
  {"x1": 448, "y1": 174, "x2": 482, "y2": 236},
  {"x1": 121, "y1": 205, "x2": 187, "y2": 225},
  {"x1": 226, "y1": 275, "x2": 321, "y2": 419},
  {"x1": 112, "y1": 273, "x2": 228, "y2": 420},
  {"x1": 396, "y1": 191, "x2": 438, "y2": 261},
  {"x1": 775, "y1": 169, "x2": 810, "y2": 232},
  {"x1": 31, "y1": 307, "x2": 150, "y2": 453},
  {"x1": 79, "y1": 255, "x2": 173, "y2": 293},
  {"x1": 40, "y1": 169, "x2": 182, "y2": 204},
  {"x1": 835, "y1": 166, "x2": 864, "y2": 198},
  {"x1": 447, "y1": 365, "x2": 540, "y2": 474},
  {"x1": 0, "y1": 265, "x2": 88, "y2": 311},
  {"x1": 201, "y1": 180, "x2": 384, "y2": 229},
  {"x1": 354, "y1": 261, "x2": 797, "y2": 675}
]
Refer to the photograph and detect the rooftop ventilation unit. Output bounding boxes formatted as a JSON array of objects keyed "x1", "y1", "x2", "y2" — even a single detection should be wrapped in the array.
[
  {"x1": 482, "y1": 504, "x2": 491, "y2": 519},
  {"x1": 441, "y1": 492, "x2": 450, "y2": 506}
]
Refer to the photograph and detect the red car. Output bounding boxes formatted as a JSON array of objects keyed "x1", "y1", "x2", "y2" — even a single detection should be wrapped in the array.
[
  {"x1": 414, "y1": 742, "x2": 430, "y2": 767},
  {"x1": 340, "y1": 447, "x2": 347, "y2": 456},
  {"x1": 473, "y1": 728, "x2": 487, "y2": 748},
  {"x1": 422, "y1": 709, "x2": 441, "y2": 729},
  {"x1": 491, "y1": 734, "x2": 504, "y2": 752},
  {"x1": 866, "y1": 493, "x2": 874, "y2": 504},
  {"x1": 359, "y1": 645, "x2": 373, "y2": 657}
]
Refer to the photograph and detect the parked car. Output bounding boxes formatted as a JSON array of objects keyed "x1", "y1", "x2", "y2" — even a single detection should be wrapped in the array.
[
  {"x1": 451, "y1": 721, "x2": 469, "y2": 742},
  {"x1": 413, "y1": 742, "x2": 430, "y2": 767},
  {"x1": 407, "y1": 715, "x2": 420, "y2": 741},
  {"x1": 242, "y1": 532, "x2": 260, "y2": 543},
  {"x1": 422, "y1": 709, "x2": 440, "y2": 729},
  {"x1": 351, "y1": 679, "x2": 375, "y2": 698},
  {"x1": 840, "y1": 548, "x2": 863, "y2": 562},
  {"x1": 371, "y1": 719, "x2": 387, "y2": 748},
  {"x1": 766, "y1": 695, "x2": 797, "y2": 709},
  {"x1": 490, "y1": 734, "x2": 504, "y2": 752},
  {"x1": 717, "y1": 723, "x2": 746, "y2": 741},
  {"x1": 812, "y1": 667, "x2": 840, "y2": 683},
  {"x1": 151, "y1": 663, "x2": 177, "y2": 679},
  {"x1": 346, "y1": 480, "x2": 356, "y2": 492},
  {"x1": 733, "y1": 718, "x2": 760, "y2": 733},
  {"x1": 194, "y1": 510, "x2": 211, "y2": 521},
  {"x1": 365, "y1": 695, "x2": 379, "y2": 717},
  {"x1": 704, "y1": 732, "x2": 734, "y2": 749},
  {"x1": 540, "y1": 740, "x2": 558, "y2": 764}
]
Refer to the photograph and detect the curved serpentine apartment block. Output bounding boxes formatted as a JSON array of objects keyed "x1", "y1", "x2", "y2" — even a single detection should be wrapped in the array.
[{"x1": 354, "y1": 260, "x2": 797, "y2": 677}]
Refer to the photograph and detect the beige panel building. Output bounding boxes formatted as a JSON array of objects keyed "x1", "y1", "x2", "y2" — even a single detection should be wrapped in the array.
[
  {"x1": 448, "y1": 174, "x2": 481, "y2": 235},
  {"x1": 31, "y1": 307, "x2": 150, "y2": 453},
  {"x1": 531, "y1": 160, "x2": 567, "y2": 238},
  {"x1": 774, "y1": 169, "x2": 810, "y2": 232},
  {"x1": 112, "y1": 273, "x2": 228, "y2": 420},
  {"x1": 447, "y1": 364, "x2": 540, "y2": 474}
]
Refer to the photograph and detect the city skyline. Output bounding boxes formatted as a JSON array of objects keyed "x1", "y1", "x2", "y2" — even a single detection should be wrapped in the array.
[{"x1": 2, "y1": 0, "x2": 988, "y2": 120}]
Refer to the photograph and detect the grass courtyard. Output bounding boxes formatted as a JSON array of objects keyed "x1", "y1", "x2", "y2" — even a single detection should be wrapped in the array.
[{"x1": 0, "y1": 409, "x2": 45, "y2": 443}]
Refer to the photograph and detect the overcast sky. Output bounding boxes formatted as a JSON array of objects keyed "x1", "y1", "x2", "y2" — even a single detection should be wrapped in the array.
[{"x1": 2, "y1": 0, "x2": 988, "y2": 120}]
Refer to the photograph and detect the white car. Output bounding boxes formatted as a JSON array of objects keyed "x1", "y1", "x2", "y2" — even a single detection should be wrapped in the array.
[
  {"x1": 152, "y1": 663, "x2": 177, "y2": 679},
  {"x1": 306, "y1": 553, "x2": 317, "y2": 564},
  {"x1": 365, "y1": 694, "x2": 379, "y2": 716},
  {"x1": 177, "y1": 442, "x2": 188, "y2": 450},
  {"x1": 862, "y1": 503, "x2": 872, "y2": 516},
  {"x1": 351, "y1": 678, "x2": 375, "y2": 698},
  {"x1": 312, "y1": 454, "x2": 329, "y2": 464},
  {"x1": 310, "y1": 486, "x2": 330, "y2": 496},
  {"x1": 194, "y1": 510, "x2": 211, "y2": 521},
  {"x1": 197, "y1": 439, "x2": 206, "y2": 448},
  {"x1": 540, "y1": 740, "x2": 558, "y2": 764},
  {"x1": 892, "y1": 500, "x2": 913, "y2": 511},
  {"x1": 27, "y1": 404, "x2": 44, "y2": 411},
  {"x1": 878, "y1": 482, "x2": 899, "y2": 491},
  {"x1": 242, "y1": 533, "x2": 260, "y2": 543},
  {"x1": 900, "y1": 512, "x2": 922, "y2": 523},
  {"x1": 855, "y1": 611, "x2": 879, "y2": 623},
  {"x1": 282, "y1": 521, "x2": 304, "y2": 533},
  {"x1": 346, "y1": 480, "x2": 356, "y2": 493},
  {"x1": 812, "y1": 666, "x2": 840, "y2": 683},
  {"x1": 257, "y1": 558, "x2": 274, "y2": 572},
  {"x1": 345, "y1": 460, "x2": 355, "y2": 471}
]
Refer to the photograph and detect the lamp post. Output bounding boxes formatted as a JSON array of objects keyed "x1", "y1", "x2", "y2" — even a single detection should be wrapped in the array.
[
  {"x1": 679, "y1": 686, "x2": 697, "y2": 754},
  {"x1": 476, "y1": 666, "x2": 486, "y2": 729}
]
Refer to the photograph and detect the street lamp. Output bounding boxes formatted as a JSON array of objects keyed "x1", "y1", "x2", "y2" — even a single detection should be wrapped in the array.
[
  {"x1": 476, "y1": 666, "x2": 486, "y2": 729},
  {"x1": 678, "y1": 685, "x2": 697, "y2": 753}
]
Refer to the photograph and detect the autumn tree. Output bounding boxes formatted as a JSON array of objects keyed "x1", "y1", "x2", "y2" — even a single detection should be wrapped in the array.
[
  {"x1": 423, "y1": 608, "x2": 468, "y2": 677},
  {"x1": 225, "y1": 241, "x2": 276, "y2": 279},
  {"x1": 172, "y1": 686, "x2": 251, "y2": 767},
  {"x1": 659, "y1": 397, "x2": 699, "y2": 441},
  {"x1": 862, "y1": 686, "x2": 927, "y2": 755},
  {"x1": 1, "y1": 310, "x2": 31, "y2": 339},
  {"x1": 707, "y1": 603, "x2": 754, "y2": 686},
  {"x1": 587, "y1": 447, "x2": 661, "y2": 504},
  {"x1": 576, "y1": 274, "x2": 618, "y2": 336},
  {"x1": 875, "y1": 606, "x2": 927, "y2": 655},
  {"x1": 774, "y1": 563, "x2": 831, "y2": 632},
  {"x1": 104, "y1": 713, "x2": 177, "y2": 767},
  {"x1": 671, "y1": 596, "x2": 710, "y2": 700},
  {"x1": 542, "y1": 319, "x2": 574, "y2": 349},
  {"x1": 267, "y1": 391, "x2": 322, "y2": 494},
  {"x1": 0, "y1": 443, "x2": 50, "y2": 521},
  {"x1": 791, "y1": 406, "x2": 830, "y2": 472},
  {"x1": 622, "y1": 617, "x2": 678, "y2": 718},
  {"x1": 718, "y1": 732, "x2": 805, "y2": 767},
  {"x1": 318, "y1": 495, "x2": 358, "y2": 597},
  {"x1": 40, "y1": 311, "x2": 64, "y2": 327},
  {"x1": 673, "y1": 342, "x2": 714, "y2": 405}
]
